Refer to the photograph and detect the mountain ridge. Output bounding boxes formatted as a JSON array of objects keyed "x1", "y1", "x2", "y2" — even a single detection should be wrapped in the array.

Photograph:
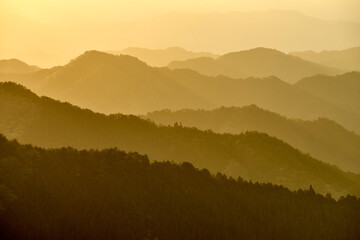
[
  {"x1": 0, "y1": 59, "x2": 40, "y2": 74},
  {"x1": 109, "y1": 47, "x2": 218, "y2": 67},
  {"x1": 145, "y1": 105, "x2": 360, "y2": 172},
  {"x1": 17, "y1": 50, "x2": 214, "y2": 114},
  {"x1": 295, "y1": 71, "x2": 360, "y2": 115},
  {"x1": 168, "y1": 47, "x2": 342, "y2": 82},
  {"x1": 1, "y1": 51, "x2": 359, "y2": 133},
  {"x1": 290, "y1": 47, "x2": 360, "y2": 71}
]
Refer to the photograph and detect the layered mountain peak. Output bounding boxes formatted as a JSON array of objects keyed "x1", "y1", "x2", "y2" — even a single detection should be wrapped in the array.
[
  {"x1": 0, "y1": 59, "x2": 40, "y2": 74},
  {"x1": 219, "y1": 47, "x2": 284, "y2": 59},
  {"x1": 168, "y1": 48, "x2": 340, "y2": 82},
  {"x1": 68, "y1": 50, "x2": 149, "y2": 69},
  {"x1": 116, "y1": 46, "x2": 218, "y2": 67},
  {"x1": 290, "y1": 46, "x2": 360, "y2": 71}
]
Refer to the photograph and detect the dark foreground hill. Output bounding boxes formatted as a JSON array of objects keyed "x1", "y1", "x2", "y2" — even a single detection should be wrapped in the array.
[
  {"x1": 0, "y1": 135, "x2": 359, "y2": 240},
  {"x1": 145, "y1": 105, "x2": 360, "y2": 172},
  {"x1": 0, "y1": 82, "x2": 360, "y2": 198},
  {"x1": 167, "y1": 47, "x2": 340, "y2": 83}
]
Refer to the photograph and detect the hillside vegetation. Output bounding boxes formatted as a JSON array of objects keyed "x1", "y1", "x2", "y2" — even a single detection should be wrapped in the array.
[
  {"x1": 146, "y1": 105, "x2": 360, "y2": 172},
  {"x1": 0, "y1": 134, "x2": 359, "y2": 240}
]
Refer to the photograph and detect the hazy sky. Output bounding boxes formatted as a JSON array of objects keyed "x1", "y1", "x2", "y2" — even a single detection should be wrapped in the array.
[
  {"x1": 1, "y1": 0, "x2": 359, "y2": 67},
  {"x1": 2, "y1": 0, "x2": 360, "y2": 23}
]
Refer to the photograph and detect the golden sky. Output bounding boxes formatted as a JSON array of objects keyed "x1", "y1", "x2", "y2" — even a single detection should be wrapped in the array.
[
  {"x1": 2, "y1": 0, "x2": 360, "y2": 23},
  {"x1": 1, "y1": 0, "x2": 359, "y2": 67}
]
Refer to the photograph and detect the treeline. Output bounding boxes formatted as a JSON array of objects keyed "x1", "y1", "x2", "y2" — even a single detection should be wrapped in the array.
[
  {"x1": 145, "y1": 105, "x2": 360, "y2": 172},
  {"x1": 0, "y1": 134, "x2": 359, "y2": 240}
]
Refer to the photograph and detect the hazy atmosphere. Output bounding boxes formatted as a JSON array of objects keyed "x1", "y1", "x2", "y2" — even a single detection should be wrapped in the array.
[
  {"x1": 0, "y1": 0, "x2": 360, "y2": 239},
  {"x1": 1, "y1": 0, "x2": 360, "y2": 67}
]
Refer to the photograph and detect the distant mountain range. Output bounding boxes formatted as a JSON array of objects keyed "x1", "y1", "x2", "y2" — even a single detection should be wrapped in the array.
[
  {"x1": 290, "y1": 47, "x2": 360, "y2": 71},
  {"x1": 0, "y1": 51, "x2": 213, "y2": 114},
  {"x1": 0, "y1": 51, "x2": 359, "y2": 133},
  {"x1": 168, "y1": 47, "x2": 341, "y2": 82},
  {"x1": 145, "y1": 105, "x2": 360, "y2": 172},
  {"x1": 109, "y1": 47, "x2": 218, "y2": 67},
  {"x1": 0, "y1": 59, "x2": 40, "y2": 74},
  {"x1": 1, "y1": 82, "x2": 360, "y2": 198},
  {"x1": 160, "y1": 68, "x2": 360, "y2": 133}
]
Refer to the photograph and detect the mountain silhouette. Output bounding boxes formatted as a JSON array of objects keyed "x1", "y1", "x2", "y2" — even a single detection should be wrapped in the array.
[
  {"x1": 159, "y1": 68, "x2": 360, "y2": 133},
  {"x1": 295, "y1": 72, "x2": 360, "y2": 115},
  {"x1": 290, "y1": 47, "x2": 360, "y2": 71},
  {"x1": 109, "y1": 47, "x2": 218, "y2": 67},
  {"x1": 145, "y1": 105, "x2": 360, "y2": 172},
  {"x1": 1, "y1": 82, "x2": 359, "y2": 198},
  {"x1": 168, "y1": 47, "x2": 341, "y2": 82},
  {"x1": 7, "y1": 51, "x2": 212, "y2": 114},
  {"x1": 0, "y1": 51, "x2": 358, "y2": 133},
  {"x1": 0, "y1": 59, "x2": 40, "y2": 74}
]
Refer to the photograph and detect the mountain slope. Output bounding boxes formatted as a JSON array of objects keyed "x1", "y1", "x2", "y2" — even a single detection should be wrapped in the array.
[
  {"x1": 4, "y1": 51, "x2": 212, "y2": 114},
  {"x1": 0, "y1": 52, "x2": 358, "y2": 133},
  {"x1": 0, "y1": 51, "x2": 359, "y2": 133},
  {"x1": 290, "y1": 47, "x2": 360, "y2": 71},
  {"x1": 168, "y1": 47, "x2": 341, "y2": 82},
  {"x1": 109, "y1": 47, "x2": 218, "y2": 67},
  {"x1": 1, "y1": 134, "x2": 359, "y2": 239},
  {"x1": 0, "y1": 59, "x2": 40, "y2": 74},
  {"x1": 1, "y1": 82, "x2": 360, "y2": 198},
  {"x1": 295, "y1": 72, "x2": 360, "y2": 115},
  {"x1": 158, "y1": 68, "x2": 360, "y2": 133},
  {"x1": 145, "y1": 105, "x2": 360, "y2": 172}
]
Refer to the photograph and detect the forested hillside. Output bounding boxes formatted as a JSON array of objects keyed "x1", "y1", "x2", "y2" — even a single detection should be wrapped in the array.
[
  {"x1": 1, "y1": 82, "x2": 360, "y2": 198},
  {"x1": 0, "y1": 135, "x2": 359, "y2": 240},
  {"x1": 2, "y1": 1, "x2": 359, "y2": 238},
  {"x1": 145, "y1": 105, "x2": 360, "y2": 172}
]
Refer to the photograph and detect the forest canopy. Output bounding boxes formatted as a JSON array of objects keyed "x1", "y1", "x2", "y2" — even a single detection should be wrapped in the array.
[{"x1": 0, "y1": 134, "x2": 359, "y2": 240}]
